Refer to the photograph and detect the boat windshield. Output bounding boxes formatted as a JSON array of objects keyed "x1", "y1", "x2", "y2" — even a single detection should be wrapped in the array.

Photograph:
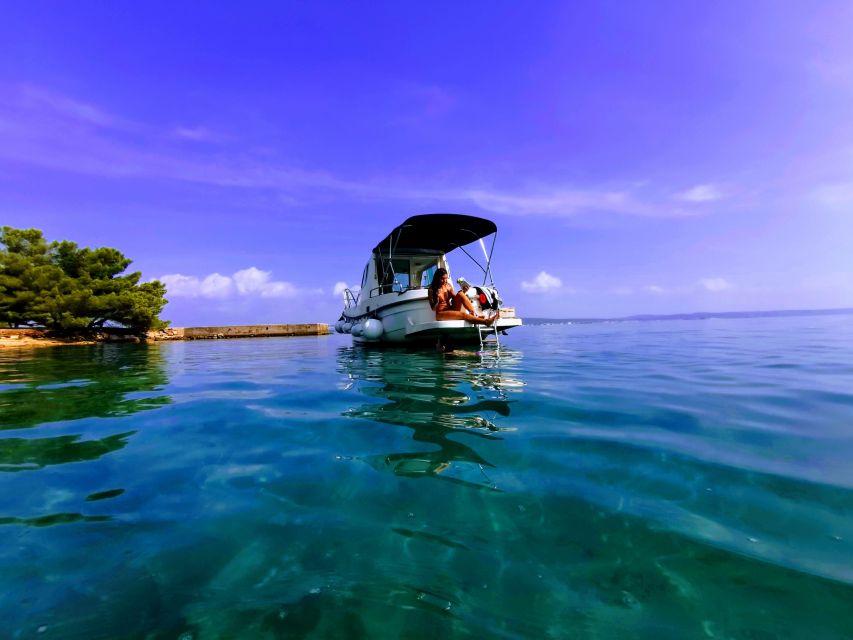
[
  {"x1": 360, "y1": 262, "x2": 369, "y2": 290},
  {"x1": 412, "y1": 256, "x2": 441, "y2": 288},
  {"x1": 372, "y1": 254, "x2": 445, "y2": 296},
  {"x1": 420, "y1": 264, "x2": 438, "y2": 288}
]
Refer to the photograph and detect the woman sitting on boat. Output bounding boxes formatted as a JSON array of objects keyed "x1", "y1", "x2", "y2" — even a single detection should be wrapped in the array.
[{"x1": 428, "y1": 268, "x2": 498, "y2": 326}]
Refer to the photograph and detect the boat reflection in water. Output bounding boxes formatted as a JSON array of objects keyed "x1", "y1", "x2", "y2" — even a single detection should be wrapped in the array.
[{"x1": 336, "y1": 346, "x2": 525, "y2": 491}]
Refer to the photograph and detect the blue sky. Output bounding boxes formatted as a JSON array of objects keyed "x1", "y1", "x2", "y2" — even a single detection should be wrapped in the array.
[{"x1": 2, "y1": 2, "x2": 852, "y2": 324}]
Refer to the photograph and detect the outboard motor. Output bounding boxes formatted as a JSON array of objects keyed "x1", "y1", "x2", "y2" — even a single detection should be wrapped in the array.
[
  {"x1": 474, "y1": 286, "x2": 502, "y2": 310},
  {"x1": 489, "y1": 286, "x2": 504, "y2": 309},
  {"x1": 457, "y1": 276, "x2": 503, "y2": 313}
]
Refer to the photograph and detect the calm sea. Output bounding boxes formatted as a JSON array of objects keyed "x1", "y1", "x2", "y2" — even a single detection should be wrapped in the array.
[{"x1": 1, "y1": 316, "x2": 852, "y2": 639}]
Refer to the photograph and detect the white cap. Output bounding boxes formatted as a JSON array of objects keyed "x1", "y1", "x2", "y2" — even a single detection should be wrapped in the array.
[{"x1": 456, "y1": 276, "x2": 471, "y2": 288}]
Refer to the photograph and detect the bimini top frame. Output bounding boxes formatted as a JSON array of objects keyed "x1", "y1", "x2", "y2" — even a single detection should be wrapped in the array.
[{"x1": 373, "y1": 213, "x2": 499, "y2": 286}]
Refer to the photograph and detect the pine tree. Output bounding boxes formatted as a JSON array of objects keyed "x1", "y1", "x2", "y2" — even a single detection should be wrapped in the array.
[{"x1": 0, "y1": 226, "x2": 168, "y2": 333}]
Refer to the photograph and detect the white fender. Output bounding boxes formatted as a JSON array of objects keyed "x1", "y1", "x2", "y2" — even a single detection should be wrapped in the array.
[{"x1": 362, "y1": 318, "x2": 384, "y2": 339}]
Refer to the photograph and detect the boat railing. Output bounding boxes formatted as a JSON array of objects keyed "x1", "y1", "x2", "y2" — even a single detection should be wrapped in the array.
[
  {"x1": 343, "y1": 288, "x2": 359, "y2": 309},
  {"x1": 369, "y1": 284, "x2": 427, "y2": 298}
]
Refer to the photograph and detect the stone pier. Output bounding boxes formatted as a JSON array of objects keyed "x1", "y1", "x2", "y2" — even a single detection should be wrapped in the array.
[
  {"x1": 0, "y1": 325, "x2": 330, "y2": 348},
  {"x1": 147, "y1": 324, "x2": 330, "y2": 341}
]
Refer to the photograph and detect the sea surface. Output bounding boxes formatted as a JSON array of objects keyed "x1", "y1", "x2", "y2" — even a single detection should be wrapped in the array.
[{"x1": 1, "y1": 315, "x2": 852, "y2": 639}]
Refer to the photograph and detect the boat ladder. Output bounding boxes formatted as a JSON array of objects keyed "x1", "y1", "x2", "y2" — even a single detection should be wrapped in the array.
[{"x1": 478, "y1": 323, "x2": 501, "y2": 352}]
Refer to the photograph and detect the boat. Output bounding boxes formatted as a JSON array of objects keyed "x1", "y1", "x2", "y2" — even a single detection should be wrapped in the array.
[{"x1": 334, "y1": 213, "x2": 523, "y2": 346}]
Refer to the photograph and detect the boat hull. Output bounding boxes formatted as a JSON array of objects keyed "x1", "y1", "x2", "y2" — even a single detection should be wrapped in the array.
[{"x1": 344, "y1": 290, "x2": 522, "y2": 345}]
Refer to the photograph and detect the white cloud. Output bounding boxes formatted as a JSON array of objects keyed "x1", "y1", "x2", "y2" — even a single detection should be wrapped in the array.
[
  {"x1": 466, "y1": 188, "x2": 663, "y2": 218},
  {"x1": 0, "y1": 83, "x2": 367, "y2": 194},
  {"x1": 633, "y1": 279, "x2": 732, "y2": 296},
  {"x1": 16, "y1": 84, "x2": 125, "y2": 129},
  {"x1": 458, "y1": 180, "x2": 733, "y2": 218},
  {"x1": 159, "y1": 267, "x2": 298, "y2": 299},
  {"x1": 333, "y1": 282, "x2": 361, "y2": 302},
  {"x1": 233, "y1": 267, "x2": 271, "y2": 295},
  {"x1": 0, "y1": 84, "x2": 736, "y2": 220},
  {"x1": 699, "y1": 277, "x2": 733, "y2": 292},
  {"x1": 159, "y1": 274, "x2": 203, "y2": 297},
  {"x1": 676, "y1": 184, "x2": 723, "y2": 202},
  {"x1": 199, "y1": 273, "x2": 233, "y2": 298},
  {"x1": 521, "y1": 271, "x2": 563, "y2": 292},
  {"x1": 644, "y1": 285, "x2": 668, "y2": 295},
  {"x1": 233, "y1": 267, "x2": 296, "y2": 297},
  {"x1": 173, "y1": 126, "x2": 218, "y2": 141}
]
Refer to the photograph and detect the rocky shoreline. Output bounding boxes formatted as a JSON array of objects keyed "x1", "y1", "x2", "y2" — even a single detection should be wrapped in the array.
[
  {"x1": 0, "y1": 324, "x2": 330, "y2": 348},
  {"x1": 0, "y1": 329, "x2": 143, "y2": 349}
]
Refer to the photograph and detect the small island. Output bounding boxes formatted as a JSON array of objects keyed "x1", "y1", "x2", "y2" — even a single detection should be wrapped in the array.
[{"x1": 0, "y1": 226, "x2": 328, "y2": 348}]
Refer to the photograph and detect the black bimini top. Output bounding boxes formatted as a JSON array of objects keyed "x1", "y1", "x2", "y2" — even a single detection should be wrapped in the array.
[{"x1": 373, "y1": 213, "x2": 497, "y2": 256}]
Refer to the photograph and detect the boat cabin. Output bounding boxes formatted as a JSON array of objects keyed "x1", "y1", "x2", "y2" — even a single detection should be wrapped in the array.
[
  {"x1": 362, "y1": 253, "x2": 449, "y2": 298},
  {"x1": 356, "y1": 213, "x2": 497, "y2": 302}
]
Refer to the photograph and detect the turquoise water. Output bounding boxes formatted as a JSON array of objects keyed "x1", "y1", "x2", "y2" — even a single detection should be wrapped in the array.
[{"x1": 1, "y1": 316, "x2": 852, "y2": 639}]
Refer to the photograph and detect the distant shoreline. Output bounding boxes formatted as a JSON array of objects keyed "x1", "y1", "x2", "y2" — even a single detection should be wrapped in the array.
[
  {"x1": 525, "y1": 307, "x2": 853, "y2": 325},
  {"x1": 0, "y1": 324, "x2": 330, "y2": 349}
]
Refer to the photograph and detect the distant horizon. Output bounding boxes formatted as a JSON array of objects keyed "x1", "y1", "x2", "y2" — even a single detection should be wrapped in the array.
[
  {"x1": 173, "y1": 305, "x2": 853, "y2": 328},
  {"x1": 3, "y1": 3, "x2": 852, "y2": 326},
  {"x1": 525, "y1": 306, "x2": 853, "y2": 325}
]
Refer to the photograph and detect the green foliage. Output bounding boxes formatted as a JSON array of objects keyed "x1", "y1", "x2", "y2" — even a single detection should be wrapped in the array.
[{"x1": 0, "y1": 226, "x2": 168, "y2": 333}]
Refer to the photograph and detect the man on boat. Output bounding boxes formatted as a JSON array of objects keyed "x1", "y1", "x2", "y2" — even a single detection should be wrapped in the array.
[{"x1": 456, "y1": 276, "x2": 478, "y2": 306}]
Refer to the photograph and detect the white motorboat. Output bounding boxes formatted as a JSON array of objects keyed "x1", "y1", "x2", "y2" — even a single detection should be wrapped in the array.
[{"x1": 335, "y1": 213, "x2": 523, "y2": 347}]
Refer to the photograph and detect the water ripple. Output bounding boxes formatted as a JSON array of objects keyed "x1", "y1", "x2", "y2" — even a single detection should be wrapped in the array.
[{"x1": 1, "y1": 321, "x2": 852, "y2": 638}]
